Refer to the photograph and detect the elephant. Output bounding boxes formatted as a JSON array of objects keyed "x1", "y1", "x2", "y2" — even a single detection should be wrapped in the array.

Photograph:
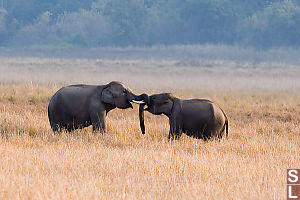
[
  {"x1": 48, "y1": 81, "x2": 145, "y2": 133},
  {"x1": 139, "y1": 93, "x2": 228, "y2": 140}
]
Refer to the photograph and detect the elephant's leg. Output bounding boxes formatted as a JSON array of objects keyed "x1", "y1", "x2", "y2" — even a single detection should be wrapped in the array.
[
  {"x1": 174, "y1": 131, "x2": 183, "y2": 140},
  {"x1": 50, "y1": 120, "x2": 63, "y2": 134},
  {"x1": 217, "y1": 123, "x2": 227, "y2": 140},
  {"x1": 51, "y1": 124, "x2": 59, "y2": 134},
  {"x1": 202, "y1": 130, "x2": 213, "y2": 141},
  {"x1": 169, "y1": 117, "x2": 183, "y2": 140},
  {"x1": 66, "y1": 125, "x2": 73, "y2": 132},
  {"x1": 90, "y1": 111, "x2": 106, "y2": 133},
  {"x1": 168, "y1": 131, "x2": 174, "y2": 140},
  {"x1": 217, "y1": 132, "x2": 223, "y2": 139},
  {"x1": 92, "y1": 120, "x2": 105, "y2": 133}
]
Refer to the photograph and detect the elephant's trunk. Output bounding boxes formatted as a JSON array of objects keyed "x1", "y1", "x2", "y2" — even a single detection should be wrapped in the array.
[
  {"x1": 128, "y1": 93, "x2": 147, "y2": 104},
  {"x1": 139, "y1": 104, "x2": 146, "y2": 134},
  {"x1": 138, "y1": 93, "x2": 150, "y2": 134}
]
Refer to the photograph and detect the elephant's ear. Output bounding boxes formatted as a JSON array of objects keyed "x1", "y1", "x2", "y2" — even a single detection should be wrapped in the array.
[{"x1": 101, "y1": 86, "x2": 114, "y2": 105}]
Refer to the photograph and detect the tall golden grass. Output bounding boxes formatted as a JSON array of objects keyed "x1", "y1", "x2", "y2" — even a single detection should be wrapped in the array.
[{"x1": 0, "y1": 58, "x2": 299, "y2": 199}]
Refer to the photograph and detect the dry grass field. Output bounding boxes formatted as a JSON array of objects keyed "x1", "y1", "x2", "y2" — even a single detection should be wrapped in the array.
[{"x1": 0, "y1": 58, "x2": 299, "y2": 199}]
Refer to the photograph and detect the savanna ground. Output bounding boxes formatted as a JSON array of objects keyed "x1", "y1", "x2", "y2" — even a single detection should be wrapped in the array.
[{"x1": 0, "y1": 58, "x2": 299, "y2": 199}]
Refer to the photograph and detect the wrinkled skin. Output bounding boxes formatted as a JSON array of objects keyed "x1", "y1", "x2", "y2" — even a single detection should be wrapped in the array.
[
  {"x1": 139, "y1": 93, "x2": 228, "y2": 140},
  {"x1": 48, "y1": 81, "x2": 144, "y2": 133}
]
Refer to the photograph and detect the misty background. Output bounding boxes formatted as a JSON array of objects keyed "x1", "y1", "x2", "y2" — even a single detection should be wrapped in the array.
[{"x1": 0, "y1": 0, "x2": 300, "y2": 50}]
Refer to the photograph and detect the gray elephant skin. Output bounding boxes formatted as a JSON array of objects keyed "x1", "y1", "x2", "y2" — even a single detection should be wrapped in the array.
[
  {"x1": 48, "y1": 81, "x2": 144, "y2": 133},
  {"x1": 139, "y1": 93, "x2": 228, "y2": 140}
]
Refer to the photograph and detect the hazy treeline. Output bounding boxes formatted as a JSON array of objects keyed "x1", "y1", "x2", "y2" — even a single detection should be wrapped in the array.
[{"x1": 0, "y1": 0, "x2": 300, "y2": 48}]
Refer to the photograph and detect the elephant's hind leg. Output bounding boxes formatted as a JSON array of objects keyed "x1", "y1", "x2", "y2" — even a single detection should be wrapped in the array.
[
  {"x1": 216, "y1": 121, "x2": 227, "y2": 140},
  {"x1": 217, "y1": 129, "x2": 225, "y2": 139},
  {"x1": 66, "y1": 125, "x2": 73, "y2": 132},
  {"x1": 51, "y1": 124, "x2": 59, "y2": 133},
  {"x1": 50, "y1": 121, "x2": 62, "y2": 134}
]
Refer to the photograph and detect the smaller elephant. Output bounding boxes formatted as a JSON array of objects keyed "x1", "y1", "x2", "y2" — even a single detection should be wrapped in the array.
[
  {"x1": 139, "y1": 93, "x2": 228, "y2": 140},
  {"x1": 48, "y1": 81, "x2": 145, "y2": 133}
]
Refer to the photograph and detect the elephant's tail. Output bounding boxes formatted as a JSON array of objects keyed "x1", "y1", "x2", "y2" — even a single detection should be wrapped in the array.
[
  {"x1": 225, "y1": 117, "x2": 228, "y2": 137},
  {"x1": 220, "y1": 108, "x2": 228, "y2": 138}
]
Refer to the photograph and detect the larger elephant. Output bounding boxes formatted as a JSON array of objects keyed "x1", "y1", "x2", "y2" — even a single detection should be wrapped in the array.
[
  {"x1": 48, "y1": 81, "x2": 144, "y2": 133},
  {"x1": 139, "y1": 93, "x2": 228, "y2": 140}
]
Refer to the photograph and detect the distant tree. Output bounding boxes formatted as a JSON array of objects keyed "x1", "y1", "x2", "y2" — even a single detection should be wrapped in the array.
[
  {"x1": 234, "y1": 0, "x2": 280, "y2": 15},
  {"x1": 55, "y1": 10, "x2": 111, "y2": 46},
  {"x1": 12, "y1": 11, "x2": 52, "y2": 46},
  {"x1": 2, "y1": 0, "x2": 300, "y2": 48},
  {"x1": 237, "y1": 1, "x2": 300, "y2": 48},
  {"x1": 0, "y1": 8, "x2": 7, "y2": 45},
  {"x1": 13, "y1": 10, "x2": 111, "y2": 47},
  {"x1": 182, "y1": 0, "x2": 239, "y2": 44},
  {"x1": 93, "y1": 0, "x2": 150, "y2": 46},
  {"x1": 4, "y1": 0, "x2": 95, "y2": 24},
  {"x1": 48, "y1": 0, "x2": 95, "y2": 17},
  {"x1": 147, "y1": 0, "x2": 241, "y2": 45},
  {"x1": 0, "y1": 8, "x2": 7, "y2": 31},
  {"x1": 4, "y1": 0, "x2": 38, "y2": 24}
]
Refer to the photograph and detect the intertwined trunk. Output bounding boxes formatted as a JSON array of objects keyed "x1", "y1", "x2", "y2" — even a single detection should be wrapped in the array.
[{"x1": 138, "y1": 94, "x2": 150, "y2": 134}]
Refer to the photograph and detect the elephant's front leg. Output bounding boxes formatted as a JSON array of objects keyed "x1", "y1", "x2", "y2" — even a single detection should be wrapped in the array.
[
  {"x1": 90, "y1": 111, "x2": 106, "y2": 133},
  {"x1": 169, "y1": 117, "x2": 183, "y2": 140},
  {"x1": 168, "y1": 130, "x2": 174, "y2": 140},
  {"x1": 92, "y1": 119, "x2": 106, "y2": 133}
]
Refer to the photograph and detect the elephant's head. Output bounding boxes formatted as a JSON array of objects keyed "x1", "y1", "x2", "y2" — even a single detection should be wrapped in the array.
[
  {"x1": 139, "y1": 93, "x2": 174, "y2": 134},
  {"x1": 101, "y1": 81, "x2": 145, "y2": 109}
]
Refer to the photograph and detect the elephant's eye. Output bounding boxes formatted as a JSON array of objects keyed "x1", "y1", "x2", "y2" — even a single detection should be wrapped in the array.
[{"x1": 123, "y1": 89, "x2": 126, "y2": 94}]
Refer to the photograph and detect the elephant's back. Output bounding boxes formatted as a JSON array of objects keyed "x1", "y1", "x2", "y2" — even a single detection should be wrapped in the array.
[
  {"x1": 184, "y1": 99, "x2": 225, "y2": 119},
  {"x1": 182, "y1": 99, "x2": 214, "y2": 116},
  {"x1": 60, "y1": 84, "x2": 98, "y2": 97}
]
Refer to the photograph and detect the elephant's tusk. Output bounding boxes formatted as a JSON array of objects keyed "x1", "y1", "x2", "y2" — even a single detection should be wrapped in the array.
[{"x1": 132, "y1": 100, "x2": 145, "y2": 104}]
